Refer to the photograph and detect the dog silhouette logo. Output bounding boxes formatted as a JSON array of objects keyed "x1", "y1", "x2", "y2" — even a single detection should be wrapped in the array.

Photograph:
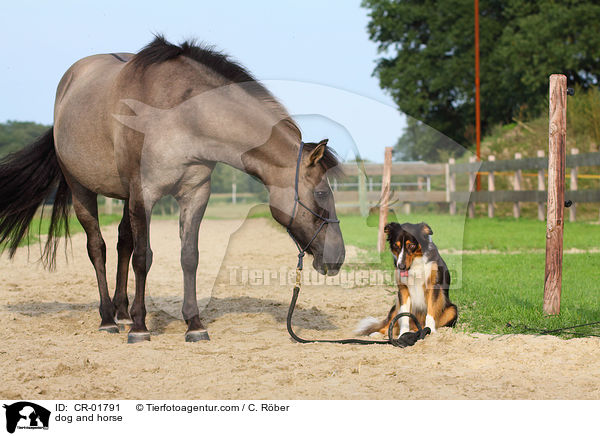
[{"x1": 2, "y1": 402, "x2": 50, "y2": 433}]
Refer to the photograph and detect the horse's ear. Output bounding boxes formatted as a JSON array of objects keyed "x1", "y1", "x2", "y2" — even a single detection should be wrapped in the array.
[{"x1": 308, "y1": 139, "x2": 328, "y2": 166}]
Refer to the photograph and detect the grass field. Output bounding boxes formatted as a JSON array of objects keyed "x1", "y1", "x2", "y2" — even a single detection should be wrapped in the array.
[{"x1": 339, "y1": 213, "x2": 600, "y2": 338}]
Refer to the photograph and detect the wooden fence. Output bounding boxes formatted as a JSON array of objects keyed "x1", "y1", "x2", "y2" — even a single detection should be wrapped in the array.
[{"x1": 336, "y1": 149, "x2": 600, "y2": 221}]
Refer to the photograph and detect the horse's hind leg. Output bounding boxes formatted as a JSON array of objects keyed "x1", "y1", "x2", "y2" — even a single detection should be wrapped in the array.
[
  {"x1": 177, "y1": 181, "x2": 211, "y2": 342},
  {"x1": 112, "y1": 200, "x2": 133, "y2": 327},
  {"x1": 70, "y1": 184, "x2": 118, "y2": 333},
  {"x1": 127, "y1": 191, "x2": 155, "y2": 343}
]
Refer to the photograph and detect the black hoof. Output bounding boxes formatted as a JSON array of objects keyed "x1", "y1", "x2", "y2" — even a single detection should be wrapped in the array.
[
  {"x1": 127, "y1": 331, "x2": 151, "y2": 344},
  {"x1": 99, "y1": 324, "x2": 120, "y2": 334},
  {"x1": 185, "y1": 330, "x2": 210, "y2": 342}
]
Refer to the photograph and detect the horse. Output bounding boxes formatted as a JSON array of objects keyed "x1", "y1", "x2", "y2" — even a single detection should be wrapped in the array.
[{"x1": 0, "y1": 35, "x2": 345, "y2": 343}]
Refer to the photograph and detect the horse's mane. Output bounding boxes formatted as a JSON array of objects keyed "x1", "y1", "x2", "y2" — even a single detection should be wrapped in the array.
[{"x1": 131, "y1": 35, "x2": 301, "y2": 141}]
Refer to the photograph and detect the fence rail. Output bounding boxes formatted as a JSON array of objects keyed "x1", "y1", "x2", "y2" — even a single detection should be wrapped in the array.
[{"x1": 334, "y1": 149, "x2": 600, "y2": 221}]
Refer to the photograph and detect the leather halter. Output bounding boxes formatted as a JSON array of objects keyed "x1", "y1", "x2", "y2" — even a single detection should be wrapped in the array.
[{"x1": 286, "y1": 141, "x2": 340, "y2": 270}]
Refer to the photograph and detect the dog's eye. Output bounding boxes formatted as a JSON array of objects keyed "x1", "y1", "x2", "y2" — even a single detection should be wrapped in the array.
[{"x1": 408, "y1": 243, "x2": 417, "y2": 251}]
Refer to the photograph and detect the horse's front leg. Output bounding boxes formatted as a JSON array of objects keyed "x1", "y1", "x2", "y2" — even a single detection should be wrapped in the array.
[
  {"x1": 176, "y1": 181, "x2": 211, "y2": 342},
  {"x1": 127, "y1": 189, "x2": 155, "y2": 343}
]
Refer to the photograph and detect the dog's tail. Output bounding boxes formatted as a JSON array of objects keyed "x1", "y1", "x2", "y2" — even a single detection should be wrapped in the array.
[{"x1": 354, "y1": 305, "x2": 397, "y2": 336}]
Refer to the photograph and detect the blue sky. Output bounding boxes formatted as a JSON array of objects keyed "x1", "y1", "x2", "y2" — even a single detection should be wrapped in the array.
[{"x1": 0, "y1": 0, "x2": 406, "y2": 162}]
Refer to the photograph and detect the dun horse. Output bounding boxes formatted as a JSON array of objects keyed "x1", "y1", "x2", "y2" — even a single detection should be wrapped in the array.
[{"x1": 0, "y1": 36, "x2": 345, "y2": 343}]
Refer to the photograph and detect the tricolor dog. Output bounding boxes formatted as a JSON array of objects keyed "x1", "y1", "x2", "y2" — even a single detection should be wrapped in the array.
[{"x1": 356, "y1": 222, "x2": 457, "y2": 342}]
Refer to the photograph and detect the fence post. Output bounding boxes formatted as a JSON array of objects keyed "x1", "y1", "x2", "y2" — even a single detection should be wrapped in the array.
[
  {"x1": 569, "y1": 148, "x2": 578, "y2": 222},
  {"x1": 232, "y1": 183, "x2": 237, "y2": 204},
  {"x1": 537, "y1": 150, "x2": 546, "y2": 221},
  {"x1": 448, "y1": 158, "x2": 456, "y2": 215},
  {"x1": 513, "y1": 153, "x2": 522, "y2": 219},
  {"x1": 544, "y1": 74, "x2": 567, "y2": 315},
  {"x1": 468, "y1": 156, "x2": 476, "y2": 218},
  {"x1": 377, "y1": 147, "x2": 393, "y2": 253},
  {"x1": 368, "y1": 177, "x2": 373, "y2": 192},
  {"x1": 358, "y1": 170, "x2": 368, "y2": 217},
  {"x1": 487, "y1": 155, "x2": 495, "y2": 218}
]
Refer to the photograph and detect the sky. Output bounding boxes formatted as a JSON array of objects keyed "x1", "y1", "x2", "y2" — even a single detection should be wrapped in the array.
[{"x1": 0, "y1": 0, "x2": 406, "y2": 162}]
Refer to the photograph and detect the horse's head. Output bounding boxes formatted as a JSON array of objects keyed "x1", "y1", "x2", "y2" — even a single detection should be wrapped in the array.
[{"x1": 270, "y1": 139, "x2": 345, "y2": 276}]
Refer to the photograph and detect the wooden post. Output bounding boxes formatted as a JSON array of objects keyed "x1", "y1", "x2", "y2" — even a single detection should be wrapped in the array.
[
  {"x1": 449, "y1": 158, "x2": 456, "y2": 215},
  {"x1": 232, "y1": 183, "x2": 237, "y2": 204},
  {"x1": 333, "y1": 178, "x2": 338, "y2": 192},
  {"x1": 368, "y1": 177, "x2": 373, "y2": 192},
  {"x1": 487, "y1": 155, "x2": 496, "y2": 218},
  {"x1": 537, "y1": 150, "x2": 546, "y2": 221},
  {"x1": 403, "y1": 203, "x2": 411, "y2": 215},
  {"x1": 513, "y1": 153, "x2": 522, "y2": 219},
  {"x1": 569, "y1": 148, "x2": 578, "y2": 222},
  {"x1": 378, "y1": 147, "x2": 393, "y2": 253},
  {"x1": 358, "y1": 170, "x2": 368, "y2": 217},
  {"x1": 468, "y1": 156, "x2": 477, "y2": 218},
  {"x1": 544, "y1": 74, "x2": 567, "y2": 315}
]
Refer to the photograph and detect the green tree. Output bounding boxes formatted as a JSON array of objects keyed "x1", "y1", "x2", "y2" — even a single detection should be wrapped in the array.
[
  {"x1": 363, "y1": 0, "x2": 600, "y2": 159},
  {"x1": 0, "y1": 121, "x2": 50, "y2": 156}
]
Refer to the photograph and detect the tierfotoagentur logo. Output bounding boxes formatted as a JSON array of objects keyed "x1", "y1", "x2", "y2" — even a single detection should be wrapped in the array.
[{"x1": 2, "y1": 402, "x2": 50, "y2": 433}]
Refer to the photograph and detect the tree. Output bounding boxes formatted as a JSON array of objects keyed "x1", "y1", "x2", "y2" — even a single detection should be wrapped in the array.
[
  {"x1": 0, "y1": 121, "x2": 50, "y2": 157},
  {"x1": 363, "y1": 0, "x2": 600, "y2": 160}
]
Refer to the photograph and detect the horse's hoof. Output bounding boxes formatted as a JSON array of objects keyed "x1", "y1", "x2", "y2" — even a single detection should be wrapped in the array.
[
  {"x1": 99, "y1": 324, "x2": 120, "y2": 334},
  {"x1": 127, "y1": 331, "x2": 151, "y2": 343},
  {"x1": 185, "y1": 330, "x2": 210, "y2": 342}
]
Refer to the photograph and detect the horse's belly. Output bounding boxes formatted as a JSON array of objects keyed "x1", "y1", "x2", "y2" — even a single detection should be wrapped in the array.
[{"x1": 57, "y1": 140, "x2": 127, "y2": 199}]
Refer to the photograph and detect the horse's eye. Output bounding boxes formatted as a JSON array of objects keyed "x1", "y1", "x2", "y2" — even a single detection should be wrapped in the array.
[{"x1": 314, "y1": 190, "x2": 329, "y2": 199}]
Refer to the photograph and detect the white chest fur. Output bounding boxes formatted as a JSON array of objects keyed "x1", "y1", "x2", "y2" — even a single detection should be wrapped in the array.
[{"x1": 397, "y1": 256, "x2": 434, "y2": 313}]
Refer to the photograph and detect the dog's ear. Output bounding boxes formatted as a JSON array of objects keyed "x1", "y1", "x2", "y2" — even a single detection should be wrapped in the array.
[
  {"x1": 384, "y1": 222, "x2": 401, "y2": 242},
  {"x1": 420, "y1": 222, "x2": 433, "y2": 236}
]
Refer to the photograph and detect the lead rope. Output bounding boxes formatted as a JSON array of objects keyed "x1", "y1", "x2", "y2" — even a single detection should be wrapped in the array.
[{"x1": 286, "y1": 253, "x2": 428, "y2": 347}]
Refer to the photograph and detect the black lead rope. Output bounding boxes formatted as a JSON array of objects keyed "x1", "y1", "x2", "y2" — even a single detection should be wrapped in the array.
[
  {"x1": 286, "y1": 280, "x2": 428, "y2": 347},
  {"x1": 284, "y1": 142, "x2": 427, "y2": 347}
]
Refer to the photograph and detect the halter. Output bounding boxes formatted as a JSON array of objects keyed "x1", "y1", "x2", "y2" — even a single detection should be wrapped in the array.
[{"x1": 286, "y1": 141, "x2": 340, "y2": 271}]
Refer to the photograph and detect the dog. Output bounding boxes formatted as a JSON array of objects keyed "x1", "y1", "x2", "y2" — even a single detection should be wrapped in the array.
[{"x1": 356, "y1": 222, "x2": 457, "y2": 342}]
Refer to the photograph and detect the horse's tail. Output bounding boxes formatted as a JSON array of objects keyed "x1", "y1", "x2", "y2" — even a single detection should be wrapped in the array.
[{"x1": 0, "y1": 127, "x2": 71, "y2": 269}]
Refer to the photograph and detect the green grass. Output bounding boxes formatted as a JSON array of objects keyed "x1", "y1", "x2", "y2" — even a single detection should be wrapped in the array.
[
  {"x1": 339, "y1": 213, "x2": 600, "y2": 338},
  {"x1": 339, "y1": 213, "x2": 600, "y2": 251}
]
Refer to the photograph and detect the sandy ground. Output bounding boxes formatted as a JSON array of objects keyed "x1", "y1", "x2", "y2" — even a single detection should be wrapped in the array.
[{"x1": 1, "y1": 217, "x2": 600, "y2": 400}]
